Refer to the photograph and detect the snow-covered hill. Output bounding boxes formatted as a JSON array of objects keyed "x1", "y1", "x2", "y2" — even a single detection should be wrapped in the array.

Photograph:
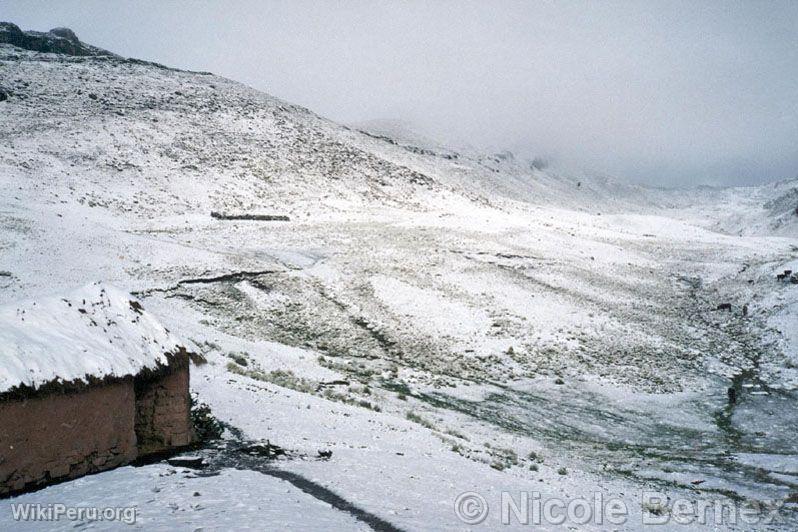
[
  {"x1": 664, "y1": 178, "x2": 798, "y2": 237},
  {"x1": 1, "y1": 25, "x2": 797, "y2": 530}
]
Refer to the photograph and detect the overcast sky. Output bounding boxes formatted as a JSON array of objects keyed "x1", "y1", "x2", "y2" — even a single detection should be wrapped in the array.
[{"x1": 2, "y1": 1, "x2": 797, "y2": 186}]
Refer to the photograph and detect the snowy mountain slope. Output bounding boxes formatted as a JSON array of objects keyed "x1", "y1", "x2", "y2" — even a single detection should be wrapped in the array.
[
  {"x1": 1, "y1": 27, "x2": 798, "y2": 530},
  {"x1": 663, "y1": 178, "x2": 798, "y2": 237},
  {"x1": 351, "y1": 119, "x2": 798, "y2": 233},
  {"x1": 349, "y1": 119, "x2": 663, "y2": 213},
  {"x1": 0, "y1": 43, "x2": 444, "y2": 221}
]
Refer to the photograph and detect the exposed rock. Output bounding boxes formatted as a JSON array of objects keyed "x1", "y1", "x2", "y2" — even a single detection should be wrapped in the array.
[
  {"x1": 48, "y1": 27, "x2": 79, "y2": 43},
  {"x1": 0, "y1": 21, "x2": 116, "y2": 57},
  {"x1": 238, "y1": 440, "x2": 286, "y2": 459}
]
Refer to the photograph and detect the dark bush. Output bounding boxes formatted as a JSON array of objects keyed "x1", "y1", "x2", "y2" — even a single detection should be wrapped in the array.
[{"x1": 190, "y1": 394, "x2": 224, "y2": 442}]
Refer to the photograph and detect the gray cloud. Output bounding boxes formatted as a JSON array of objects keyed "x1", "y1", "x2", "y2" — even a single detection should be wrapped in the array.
[{"x1": 2, "y1": 0, "x2": 796, "y2": 186}]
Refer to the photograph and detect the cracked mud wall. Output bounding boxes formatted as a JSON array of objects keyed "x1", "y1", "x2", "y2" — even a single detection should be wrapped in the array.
[
  {"x1": 134, "y1": 363, "x2": 193, "y2": 455},
  {"x1": 0, "y1": 358, "x2": 192, "y2": 496},
  {"x1": 0, "y1": 378, "x2": 138, "y2": 495}
]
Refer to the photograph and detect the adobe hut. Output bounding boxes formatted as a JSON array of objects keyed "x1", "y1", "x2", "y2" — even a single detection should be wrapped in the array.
[{"x1": 0, "y1": 284, "x2": 194, "y2": 496}]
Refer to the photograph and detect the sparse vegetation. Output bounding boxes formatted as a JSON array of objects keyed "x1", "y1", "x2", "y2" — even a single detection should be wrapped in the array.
[
  {"x1": 322, "y1": 388, "x2": 382, "y2": 411},
  {"x1": 405, "y1": 411, "x2": 436, "y2": 430},
  {"x1": 226, "y1": 363, "x2": 316, "y2": 393},
  {"x1": 190, "y1": 395, "x2": 224, "y2": 442},
  {"x1": 642, "y1": 501, "x2": 667, "y2": 516},
  {"x1": 444, "y1": 427, "x2": 469, "y2": 440},
  {"x1": 228, "y1": 352, "x2": 249, "y2": 366}
]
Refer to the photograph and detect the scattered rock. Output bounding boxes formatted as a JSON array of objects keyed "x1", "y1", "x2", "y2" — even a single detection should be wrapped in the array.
[
  {"x1": 238, "y1": 440, "x2": 286, "y2": 459},
  {"x1": 554, "y1": 378, "x2": 565, "y2": 385},
  {"x1": 317, "y1": 449, "x2": 333, "y2": 459},
  {"x1": 716, "y1": 303, "x2": 732, "y2": 311}
]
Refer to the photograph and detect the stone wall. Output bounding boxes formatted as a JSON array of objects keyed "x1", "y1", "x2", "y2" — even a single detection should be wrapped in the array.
[{"x1": 0, "y1": 379, "x2": 137, "y2": 495}]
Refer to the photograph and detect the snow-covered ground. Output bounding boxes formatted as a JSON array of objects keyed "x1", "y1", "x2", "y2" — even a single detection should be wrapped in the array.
[{"x1": 1, "y1": 34, "x2": 797, "y2": 530}]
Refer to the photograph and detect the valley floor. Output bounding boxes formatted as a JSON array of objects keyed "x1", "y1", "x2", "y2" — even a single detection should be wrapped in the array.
[{"x1": 2, "y1": 197, "x2": 797, "y2": 530}]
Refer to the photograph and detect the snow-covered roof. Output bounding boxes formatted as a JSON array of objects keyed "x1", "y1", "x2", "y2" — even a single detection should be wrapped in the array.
[{"x1": 0, "y1": 283, "x2": 185, "y2": 393}]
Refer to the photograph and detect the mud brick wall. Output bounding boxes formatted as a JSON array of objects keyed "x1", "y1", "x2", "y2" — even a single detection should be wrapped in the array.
[
  {"x1": 0, "y1": 379, "x2": 137, "y2": 495},
  {"x1": 134, "y1": 366, "x2": 192, "y2": 455}
]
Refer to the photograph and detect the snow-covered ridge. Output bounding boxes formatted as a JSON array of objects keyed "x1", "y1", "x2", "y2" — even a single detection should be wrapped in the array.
[{"x1": 0, "y1": 283, "x2": 185, "y2": 393}]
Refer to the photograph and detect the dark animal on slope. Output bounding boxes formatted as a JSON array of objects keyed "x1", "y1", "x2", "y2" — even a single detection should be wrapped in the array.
[{"x1": 727, "y1": 387, "x2": 737, "y2": 405}]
